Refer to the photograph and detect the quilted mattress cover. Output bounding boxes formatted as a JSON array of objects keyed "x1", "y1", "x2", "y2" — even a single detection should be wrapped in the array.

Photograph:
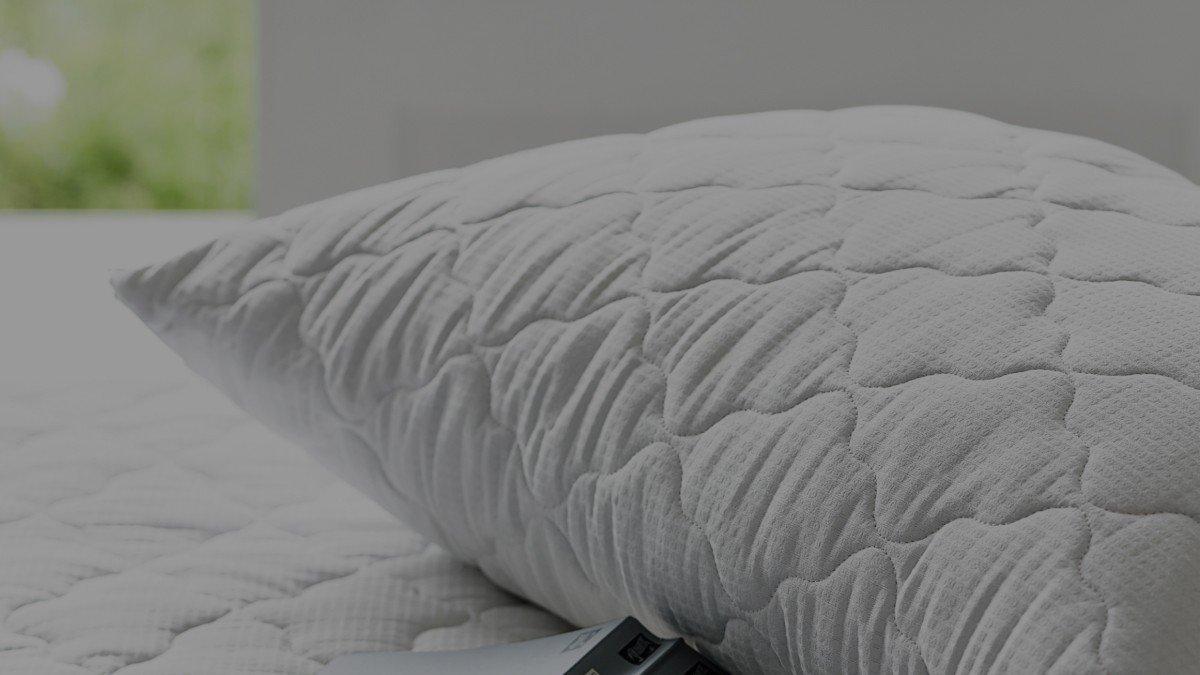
[
  {"x1": 115, "y1": 106, "x2": 1200, "y2": 673},
  {"x1": 0, "y1": 379, "x2": 569, "y2": 674}
]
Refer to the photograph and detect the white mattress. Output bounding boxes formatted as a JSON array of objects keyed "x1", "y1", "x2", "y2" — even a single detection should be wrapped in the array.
[{"x1": 0, "y1": 378, "x2": 569, "y2": 674}]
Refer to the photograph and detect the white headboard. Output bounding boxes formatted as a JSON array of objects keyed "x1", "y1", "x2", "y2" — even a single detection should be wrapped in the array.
[{"x1": 258, "y1": 0, "x2": 1200, "y2": 215}]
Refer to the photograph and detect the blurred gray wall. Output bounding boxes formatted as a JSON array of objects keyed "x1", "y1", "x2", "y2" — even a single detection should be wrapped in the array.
[{"x1": 258, "y1": 0, "x2": 1200, "y2": 215}]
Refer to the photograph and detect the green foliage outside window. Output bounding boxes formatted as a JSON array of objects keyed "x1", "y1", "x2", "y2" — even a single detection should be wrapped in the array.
[{"x1": 0, "y1": 0, "x2": 253, "y2": 209}]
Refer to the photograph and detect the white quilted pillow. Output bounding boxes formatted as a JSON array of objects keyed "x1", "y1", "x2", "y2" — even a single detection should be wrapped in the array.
[{"x1": 115, "y1": 106, "x2": 1200, "y2": 673}]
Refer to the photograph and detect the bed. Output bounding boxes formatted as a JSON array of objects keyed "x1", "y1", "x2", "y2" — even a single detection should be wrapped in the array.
[
  {"x1": 0, "y1": 376, "x2": 569, "y2": 674},
  {"x1": 8, "y1": 102, "x2": 1200, "y2": 673}
]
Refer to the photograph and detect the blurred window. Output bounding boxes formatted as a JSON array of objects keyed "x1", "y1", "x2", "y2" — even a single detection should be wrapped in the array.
[{"x1": 0, "y1": 0, "x2": 253, "y2": 209}]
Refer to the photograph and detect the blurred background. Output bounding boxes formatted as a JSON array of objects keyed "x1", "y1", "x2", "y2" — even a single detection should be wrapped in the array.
[
  {"x1": 0, "y1": 0, "x2": 252, "y2": 210},
  {"x1": 2, "y1": 0, "x2": 1200, "y2": 216},
  {"x1": 0, "y1": 0, "x2": 254, "y2": 380},
  {"x1": 1, "y1": 0, "x2": 1199, "y2": 378}
]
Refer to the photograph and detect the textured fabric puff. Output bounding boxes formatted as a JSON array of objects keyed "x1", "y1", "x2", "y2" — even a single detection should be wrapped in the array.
[{"x1": 114, "y1": 106, "x2": 1200, "y2": 673}]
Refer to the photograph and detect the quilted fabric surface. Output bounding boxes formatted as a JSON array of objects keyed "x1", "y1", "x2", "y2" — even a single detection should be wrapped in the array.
[
  {"x1": 0, "y1": 379, "x2": 568, "y2": 674},
  {"x1": 115, "y1": 106, "x2": 1200, "y2": 673}
]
